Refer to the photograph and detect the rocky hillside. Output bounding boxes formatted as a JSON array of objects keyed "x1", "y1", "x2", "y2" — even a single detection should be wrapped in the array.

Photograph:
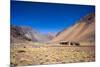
[
  {"x1": 51, "y1": 13, "x2": 95, "y2": 45},
  {"x1": 11, "y1": 25, "x2": 54, "y2": 43}
]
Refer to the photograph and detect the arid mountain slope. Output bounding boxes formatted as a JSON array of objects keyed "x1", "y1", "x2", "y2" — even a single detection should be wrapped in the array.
[
  {"x1": 51, "y1": 13, "x2": 95, "y2": 44},
  {"x1": 11, "y1": 25, "x2": 53, "y2": 43}
]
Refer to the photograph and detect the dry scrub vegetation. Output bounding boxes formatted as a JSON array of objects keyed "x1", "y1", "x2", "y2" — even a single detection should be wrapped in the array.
[{"x1": 10, "y1": 42, "x2": 95, "y2": 67}]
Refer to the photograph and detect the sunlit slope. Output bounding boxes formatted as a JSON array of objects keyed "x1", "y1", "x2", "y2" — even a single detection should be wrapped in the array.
[{"x1": 51, "y1": 13, "x2": 95, "y2": 45}]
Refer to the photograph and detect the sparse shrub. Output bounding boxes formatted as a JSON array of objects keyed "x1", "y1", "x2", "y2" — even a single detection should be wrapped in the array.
[{"x1": 17, "y1": 50, "x2": 26, "y2": 53}]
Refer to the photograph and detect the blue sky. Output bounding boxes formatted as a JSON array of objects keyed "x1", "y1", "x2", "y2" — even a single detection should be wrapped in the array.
[{"x1": 11, "y1": 1, "x2": 95, "y2": 34}]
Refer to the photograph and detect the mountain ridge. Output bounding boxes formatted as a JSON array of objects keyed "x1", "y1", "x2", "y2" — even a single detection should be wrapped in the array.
[
  {"x1": 11, "y1": 25, "x2": 54, "y2": 43},
  {"x1": 50, "y1": 13, "x2": 95, "y2": 46}
]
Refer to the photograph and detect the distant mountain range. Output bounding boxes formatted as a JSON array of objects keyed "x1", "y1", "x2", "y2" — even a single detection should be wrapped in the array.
[
  {"x1": 11, "y1": 25, "x2": 54, "y2": 43},
  {"x1": 50, "y1": 13, "x2": 95, "y2": 45},
  {"x1": 11, "y1": 13, "x2": 95, "y2": 46}
]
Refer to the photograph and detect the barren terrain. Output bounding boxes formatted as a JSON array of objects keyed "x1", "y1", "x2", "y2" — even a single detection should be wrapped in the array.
[{"x1": 11, "y1": 42, "x2": 95, "y2": 67}]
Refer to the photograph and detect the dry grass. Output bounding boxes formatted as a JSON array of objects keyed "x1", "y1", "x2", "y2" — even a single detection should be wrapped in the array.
[{"x1": 10, "y1": 42, "x2": 95, "y2": 67}]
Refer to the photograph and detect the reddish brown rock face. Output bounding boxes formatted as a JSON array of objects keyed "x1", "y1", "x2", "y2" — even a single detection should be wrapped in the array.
[{"x1": 51, "y1": 13, "x2": 95, "y2": 46}]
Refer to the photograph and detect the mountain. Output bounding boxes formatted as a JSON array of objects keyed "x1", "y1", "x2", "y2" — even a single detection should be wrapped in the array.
[
  {"x1": 11, "y1": 25, "x2": 54, "y2": 43},
  {"x1": 50, "y1": 13, "x2": 95, "y2": 46}
]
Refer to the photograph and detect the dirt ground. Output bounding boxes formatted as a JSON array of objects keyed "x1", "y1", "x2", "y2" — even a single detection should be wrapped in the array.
[{"x1": 10, "y1": 42, "x2": 95, "y2": 67}]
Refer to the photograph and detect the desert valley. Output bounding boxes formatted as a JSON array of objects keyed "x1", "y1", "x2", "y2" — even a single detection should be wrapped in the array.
[{"x1": 10, "y1": 13, "x2": 95, "y2": 66}]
